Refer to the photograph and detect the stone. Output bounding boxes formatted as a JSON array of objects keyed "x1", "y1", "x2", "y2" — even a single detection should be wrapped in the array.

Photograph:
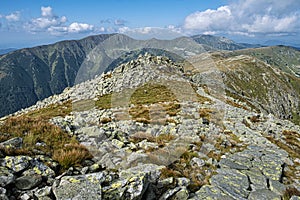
[
  {"x1": 0, "y1": 167, "x2": 15, "y2": 187},
  {"x1": 248, "y1": 189, "x2": 281, "y2": 200},
  {"x1": 0, "y1": 137, "x2": 23, "y2": 149},
  {"x1": 20, "y1": 193, "x2": 31, "y2": 200},
  {"x1": 53, "y1": 172, "x2": 105, "y2": 200},
  {"x1": 111, "y1": 139, "x2": 125, "y2": 149},
  {"x1": 190, "y1": 157, "x2": 205, "y2": 168},
  {"x1": 241, "y1": 169, "x2": 267, "y2": 190},
  {"x1": 1, "y1": 156, "x2": 31, "y2": 173},
  {"x1": 173, "y1": 187, "x2": 189, "y2": 200},
  {"x1": 211, "y1": 168, "x2": 250, "y2": 199},
  {"x1": 192, "y1": 185, "x2": 234, "y2": 200},
  {"x1": 159, "y1": 187, "x2": 181, "y2": 200},
  {"x1": 177, "y1": 178, "x2": 190, "y2": 187},
  {"x1": 269, "y1": 179, "x2": 286, "y2": 195},
  {"x1": 219, "y1": 158, "x2": 249, "y2": 170},
  {"x1": 15, "y1": 175, "x2": 43, "y2": 190},
  {"x1": 157, "y1": 177, "x2": 174, "y2": 189},
  {"x1": 24, "y1": 159, "x2": 56, "y2": 177},
  {"x1": 290, "y1": 196, "x2": 300, "y2": 200},
  {"x1": 34, "y1": 186, "x2": 52, "y2": 198}
]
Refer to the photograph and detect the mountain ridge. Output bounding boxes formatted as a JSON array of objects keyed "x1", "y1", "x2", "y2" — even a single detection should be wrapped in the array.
[
  {"x1": 0, "y1": 33, "x2": 299, "y2": 124},
  {"x1": 0, "y1": 53, "x2": 299, "y2": 199}
]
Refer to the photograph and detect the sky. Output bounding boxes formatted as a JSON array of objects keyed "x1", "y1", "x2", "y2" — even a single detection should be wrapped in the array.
[{"x1": 0, "y1": 0, "x2": 299, "y2": 48}]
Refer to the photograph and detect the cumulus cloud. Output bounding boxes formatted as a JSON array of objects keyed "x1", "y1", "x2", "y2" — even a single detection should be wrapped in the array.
[
  {"x1": 68, "y1": 22, "x2": 94, "y2": 33},
  {"x1": 41, "y1": 6, "x2": 53, "y2": 17},
  {"x1": 1, "y1": 11, "x2": 21, "y2": 21},
  {"x1": 25, "y1": 6, "x2": 95, "y2": 35},
  {"x1": 184, "y1": 0, "x2": 300, "y2": 36}
]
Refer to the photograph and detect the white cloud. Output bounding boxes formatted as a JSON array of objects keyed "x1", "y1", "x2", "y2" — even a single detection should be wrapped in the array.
[
  {"x1": 184, "y1": 6, "x2": 232, "y2": 31},
  {"x1": 41, "y1": 6, "x2": 53, "y2": 17},
  {"x1": 24, "y1": 6, "x2": 95, "y2": 35},
  {"x1": 118, "y1": 26, "x2": 184, "y2": 40},
  {"x1": 183, "y1": 0, "x2": 300, "y2": 36},
  {"x1": 68, "y1": 22, "x2": 94, "y2": 33},
  {"x1": 5, "y1": 11, "x2": 20, "y2": 21},
  {"x1": 114, "y1": 19, "x2": 126, "y2": 26}
]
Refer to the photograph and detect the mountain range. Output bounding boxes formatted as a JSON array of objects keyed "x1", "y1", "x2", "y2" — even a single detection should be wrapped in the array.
[
  {"x1": 0, "y1": 33, "x2": 300, "y2": 199},
  {"x1": 0, "y1": 34, "x2": 300, "y2": 125}
]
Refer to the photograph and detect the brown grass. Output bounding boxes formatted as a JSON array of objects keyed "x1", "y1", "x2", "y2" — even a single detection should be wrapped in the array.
[
  {"x1": 25, "y1": 100, "x2": 72, "y2": 120},
  {"x1": 0, "y1": 116, "x2": 92, "y2": 171},
  {"x1": 53, "y1": 143, "x2": 93, "y2": 170},
  {"x1": 226, "y1": 99, "x2": 249, "y2": 110},
  {"x1": 283, "y1": 187, "x2": 300, "y2": 200},
  {"x1": 199, "y1": 108, "x2": 213, "y2": 119}
]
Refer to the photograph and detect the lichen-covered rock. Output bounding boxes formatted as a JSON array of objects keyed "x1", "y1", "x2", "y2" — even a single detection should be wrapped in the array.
[
  {"x1": 103, "y1": 164, "x2": 163, "y2": 200},
  {"x1": 1, "y1": 156, "x2": 32, "y2": 173},
  {"x1": 23, "y1": 159, "x2": 56, "y2": 178},
  {"x1": 192, "y1": 185, "x2": 234, "y2": 200},
  {"x1": 53, "y1": 172, "x2": 105, "y2": 200},
  {"x1": 248, "y1": 189, "x2": 281, "y2": 200},
  {"x1": 241, "y1": 169, "x2": 268, "y2": 190},
  {"x1": 211, "y1": 168, "x2": 250, "y2": 199}
]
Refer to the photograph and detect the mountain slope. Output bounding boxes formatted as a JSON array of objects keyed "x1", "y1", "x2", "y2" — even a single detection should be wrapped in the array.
[
  {"x1": 192, "y1": 34, "x2": 261, "y2": 51},
  {"x1": 0, "y1": 34, "x2": 112, "y2": 117},
  {"x1": 0, "y1": 34, "x2": 208, "y2": 117},
  {"x1": 0, "y1": 53, "x2": 299, "y2": 199},
  {"x1": 212, "y1": 53, "x2": 300, "y2": 124}
]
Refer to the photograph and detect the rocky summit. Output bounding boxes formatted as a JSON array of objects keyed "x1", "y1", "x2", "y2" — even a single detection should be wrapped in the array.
[{"x1": 0, "y1": 49, "x2": 300, "y2": 200}]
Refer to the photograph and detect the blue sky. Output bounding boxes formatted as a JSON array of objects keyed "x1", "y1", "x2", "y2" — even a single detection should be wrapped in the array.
[{"x1": 0, "y1": 0, "x2": 299, "y2": 48}]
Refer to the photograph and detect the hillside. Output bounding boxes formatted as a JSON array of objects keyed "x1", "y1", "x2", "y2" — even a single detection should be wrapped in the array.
[
  {"x1": 191, "y1": 35, "x2": 261, "y2": 51},
  {"x1": 0, "y1": 34, "x2": 263, "y2": 118},
  {"x1": 0, "y1": 51, "x2": 300, "y2": 199}
]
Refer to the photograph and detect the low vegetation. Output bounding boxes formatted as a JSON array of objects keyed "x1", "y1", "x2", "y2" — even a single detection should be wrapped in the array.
[
  {"x1": 0, "y1": 116, "x2": 92, "y2": 171},
  {"x1": 265, "y1": 130, "x2": 300, "y2": 184}
]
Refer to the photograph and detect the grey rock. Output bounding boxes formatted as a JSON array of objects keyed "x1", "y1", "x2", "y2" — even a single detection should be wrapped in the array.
[
  {"x1": 20, "y1": 193, "x2": 31, "y2": 200},
  {"x1": 192, "y1": 185, "x2": 234, "y2": 200},
  {"x1": 159, "y1": 187, "x2": 181, "y2": 200},
  {"x1": 219, "y1": 158, "x2": 249, "y2": 170},
  {"x1": 53, "y1": 172, "x2": 105, "y2": 200},
  {"x1": 157, "y1": 177, "x2": 174, "y2": 189},
  {"x1": 1, "y1": 156, "x2": 31, "y2": 173},
  {"x1": 269, "y1": 179, "x2": 286, "y2": 195},
  {"x1": 173, "y1": 187, "x2": 189, "y2": 200},
  {"x1": 0, "y1": 167, "x2": 15, "y2": 187},
  {"x1": 177, "y1": 178, "x2": 190, "y2": 187},
  {"x1": 211, "y1": 168, "x2": 249, "y2": 199},
  {"x1": 241, "y1": 169, "x2": 267, "y2": 190},
  {"x1": 248, "y1": 189, "x2": 281, "y2": 200},
  {"x1": 34, "y1": 186, "x2": 52, "y2": 198},
  {"x1": 0, "y1": 137, "x2": 23, "y2": 149},
  {"x1": 15, "y1": 175, "x2": 43, "y2": 190},
  {"x1": 190, "y1": 157, "x2": 205, "y2": 168},
  {"x1": 290, "y1": 196, "x2": 300, "y2": 200}
]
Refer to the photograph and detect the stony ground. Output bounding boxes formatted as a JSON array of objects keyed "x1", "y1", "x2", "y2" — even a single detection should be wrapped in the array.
[{"x1": 0, "y1": 54, "x2": 300, "y2": 199}]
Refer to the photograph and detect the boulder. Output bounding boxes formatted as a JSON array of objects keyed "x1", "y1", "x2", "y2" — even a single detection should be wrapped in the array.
[{"x1": 53, "y1": 172, "x2": 105, "y2": 200}]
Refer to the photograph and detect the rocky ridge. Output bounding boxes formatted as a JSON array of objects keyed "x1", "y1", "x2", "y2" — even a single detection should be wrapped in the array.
[{"x1": 0, "y1": 54, "x2": 300, "y2": 199}]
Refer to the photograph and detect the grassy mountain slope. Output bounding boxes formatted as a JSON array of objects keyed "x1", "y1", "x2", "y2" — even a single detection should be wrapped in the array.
[
  {"x1": 212, "y1": 51, "x2": 300, "y2": 124},
  {"x1": 0, "y1": 34, "x2": 112, "y2": 117}
]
